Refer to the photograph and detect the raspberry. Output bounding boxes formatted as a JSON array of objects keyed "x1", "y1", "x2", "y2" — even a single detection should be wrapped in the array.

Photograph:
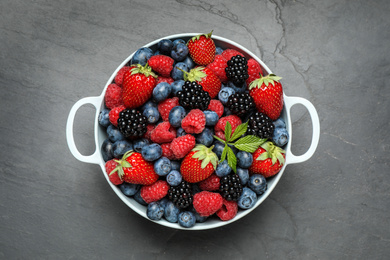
[
  {"x1": 144, "y1": 124, "x2": 155, "y2": 140},
  {"x1": 158, "y1": 97, "x2": 179, "y2": 121},
  {"x1": 148, "y1": 55, "x2": 174, "y2": 77},
  {"x1": 214, "y1": 115, "x2": 242, "y2": 141},
  {"x1": 207, "y1": 99, "x2": 224, "y2": 118},
  {"x1": 193, "y1": 191, "x2": 223, "y2": 217},
  {"x1": 216, "y1": 199, "x2": 238, "y2": 221},
  {"x1": 114, "y1": 66, "x2": 133, "y2": 87},
  {"x1": 140, "y1": 180, "x2": 169, "y2": 204},
  {"x1": 105, "y1": 159, "x2": 123, "y2": 185},
  {"x1": 156, "y1": 76, "x2": 174, "y2": 85},
  {"x1": 198, "y1": 174, "x2": 220, "y2": 191},
  {"x1": 221, "y1": 49, "x2": 245, "y2": 61},
  {"x1": 181, "y1": 109, "x2": 206, "y2": 134},
  {"x1": 108, "y1": 105, "x2": 126, "y2": 127},
  {"x1": 150, "y1": 122, "x2": 176, "y2": 144},
  {"x1": 161, "y1": 143, "x2": 176, "y2": 160},
  {"x1": 246, "y1": 58, "x2": 263, "y2": 86},
  {"x1": 170, "y1": 134, "x2": 196, "y2": 159},
  {"x1": 105, "y1": 83, "x2": 124, "y2": 109},
  {"x1": 206, "y1": 54, "x2": 228, "y2": 83}
]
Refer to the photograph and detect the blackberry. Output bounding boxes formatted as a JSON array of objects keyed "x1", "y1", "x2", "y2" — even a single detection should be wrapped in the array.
[
  {"x1": 225, "y1": 55, "x2": 249, "y2": 86},
  {"x1": 226, "y1": 93, "x2": 255, "y2": 116},
  {"x1": 117, "y1": 109, "x2": 148, "y2": 138},
  {"x1": 247, "y1": 111, "x2": 275, "y2": 139},
  {"x1": 177, "y1": 81, "x2": 211, "y2": 110},
  {"x1": 168, "y1": 181, "x2": 193, "y2": 209},
  {"x1": 219, "y1": 174, "x2": 243, "y2": 201}
]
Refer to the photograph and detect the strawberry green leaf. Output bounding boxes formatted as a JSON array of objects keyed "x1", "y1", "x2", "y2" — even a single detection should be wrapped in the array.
[
  {"x1": 224, "y1": 121, "x2": 232, "y2": 142},
  {"x1": 233, "y1": 135, "x2": 266, "y2": 153},
  {"x1": 229, "y1": 121, "x2": 248, "y2": 142},
  {"x1": 256, "y1": 152, "x2": 269, "y2": 161},
  {"x1": 226, "y1": 146, "x2": 237, "y2": 173}
]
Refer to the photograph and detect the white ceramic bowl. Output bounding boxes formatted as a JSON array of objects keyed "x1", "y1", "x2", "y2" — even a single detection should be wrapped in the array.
[{"x1": 66, "y1": 33, "x2": 320, "y2": 230}]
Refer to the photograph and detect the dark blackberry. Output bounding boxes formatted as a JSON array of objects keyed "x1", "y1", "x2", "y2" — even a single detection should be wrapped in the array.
[
  {"x1": 177, "y1": 81, "x2": 211, "y2": 110},
  {"x1": 168, "y1": 181, "x2": 193, "y2": 209},
  {"x1": 226, "y1": 93, "x2": 255, "y2": 116},
  {"x1": 117, "y1": 109, "x2": 147, "y2": 138},
  {"x1": 247, "y1": 111, "x2": 275, "y2": 139},
  {"x1": 219, "y1": 174, "x2": 243, "y2": 201},
  {"x1": 225, "y1": 55, "x2": 249, "y2": 86}
]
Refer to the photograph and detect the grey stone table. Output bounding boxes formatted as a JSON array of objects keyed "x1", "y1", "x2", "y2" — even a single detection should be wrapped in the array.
[{"x1": 1, "y1": 0, "x2": 389, "y2": 259}]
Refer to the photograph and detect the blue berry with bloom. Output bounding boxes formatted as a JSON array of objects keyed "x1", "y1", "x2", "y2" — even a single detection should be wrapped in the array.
[
  {"x1": 154, "y1": 157, "x2": 172, "y2": 176},
  {"x1": 147, "y1": 202, "x2": 164, "y2": 220},
  {"x1": 178, "y1": 211, "x2": 196, "y2": 228}
]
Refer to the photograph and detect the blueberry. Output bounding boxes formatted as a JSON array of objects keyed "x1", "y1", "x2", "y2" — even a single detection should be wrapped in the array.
[
  {"x1": 176, "y1": 127, "x2": 187, "y2": 137},
  {"x1": 237, "y1": 187, "x2": 257, "y2": 209},
  {"x1": 166, "y1": 170, "x2": 182, "y2": 186},
  {"x1": 147, "y1": 202, "x2": 164, "y2": 220},
  {"x1": 218, "y1": 87, "x2": 236, "y2": 104},
  {"x1": 159, "y1": 198, "x2": 170, "y2": 209},
  {"x1": 236, "y1": 167, "x2": 249, "y2": 186},
  {"x1": 164, "y1": 201, "x2": 181, "y2": 223},
  {"x1": 216, "y1": 47, "x2": 224, "y2": 55},
  {"x1": 248, "y1": 174, "x2": 267, "y2": 195},
  {"x1": 227, "y1": 81, "x2": 246, "y2": 93},
  {"x1": 215, "y1": 160, "x2": 232, "y2": 177},
  {"x1": 190, "y1": 207, "x2": 208, "y2": 223},
  {"x1": 178, "y1": 211, "x2": 196, "y2": 228},
  {"x1": 154, "y1": 157, "x2": 171, "y2": 176},
  {"x1": 171, "y1": 80, "x2": 185, "y2": 95},
  {"x1": 212, "y1": 141, "x2": 225, "y2": 159},
  {"x1": 173, "y1": 38, "x2": 186, "y2": 48},
  {"x1": 107, "y1": 125, "x2": 125, "y2": 142},
  {"x1": 204, "y1": 110, "x2": 219, "y2": 126},
  {"x1": 170, "y1": 160, "x2": 181, "y2": 171},
  {"x1": 141, "y1": 143, "x2": 162, "y2": 161},
  {"x1": 143, "y1": 106, "x2": 160, "y2": 124},
  {"x1": 133, "y1": 189, "x2": 148, "y2": 206},
  {"x1": 101, "y1": 138, "x2": 114, "y2": 162},
  {"x1": 133, "y1": 138, "x2": 149, "y2": 153},
  {"x1": 171, "y1": 43, "x2": 189, "y2": 61},
  {"x1": 171, "y1": 62, "x2": 189, "y2": 80},
  {"x1": 182, "y1": 56, "x2": 195, "y2": 69},
  {"x1": 237, "y1": 151, "x2": 253, "y2": 169},
  {"x1": 157, "y1": 39, "x2": 173, "y2": 55},
  {"x1": 142, "y1": 100, "x2": 158, "y2": 111},
  {"x1": 98, "y1": 108, "x2": 110, "y2": 127},
  {"x1": 131, "y1": 47, "x2": 153, "y2": 66},
  {"x1": 273, "y1": 118, "x2": 286, "y2": 129},
  {"x1": 112, "y1": 140, "x2": 133, "y2": 158},
  {"x1": 118, "y1": 183, "x2": 140, "y2": 197},
  {"x1": 153, "y1": 82, "x2": 172, "y2": 102},
  {"x1": 196, "y1": 128, "x2": 214, "y2": 146},
  {"x1": 273, "y1": 127, "x2": 289, "y2": 147},
  {"x1": 168, "y1": 106, "x2": 186, "y2": 127}
]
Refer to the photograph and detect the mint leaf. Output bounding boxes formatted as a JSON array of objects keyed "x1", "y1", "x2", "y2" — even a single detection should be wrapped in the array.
[
  {"x1": 224, "y1": 121, "x2": 232, "y2": 142},
  {"x1": 229, "y1": 121, "x2": 248, "y2": 142},
  {"x1": 213, "y1": 135, "x2": 226, "y2": 144},
  {"x1": 226, "y1": 146, "x2": 237, "y2": 173},
  {"x1": 234, "y1": 135, "x2": 266, "y2": 153}
]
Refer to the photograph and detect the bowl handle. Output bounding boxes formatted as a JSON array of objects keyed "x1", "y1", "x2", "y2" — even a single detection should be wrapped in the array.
[
  {"x1": 284, "y1": 96, "x2": 320, "y2": 165},
  {"x1": 66, "y1": 96, "x2": 101, "y2": 164}
]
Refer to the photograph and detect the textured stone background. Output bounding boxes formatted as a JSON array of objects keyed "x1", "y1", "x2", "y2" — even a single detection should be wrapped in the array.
[{"x1": 1, "y1": 0, "x2": 389, "y2": 259}]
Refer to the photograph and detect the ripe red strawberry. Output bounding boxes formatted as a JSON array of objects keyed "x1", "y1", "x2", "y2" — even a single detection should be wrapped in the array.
[
  {"x1": 249, "y1": 74, "x2": 283, "y2": 121},
  {"x1": 105, "y1": 83, "x2": 124, "y2": 109},
  {"x1": 122, "y1": 64, "x2": 157, "y2": 109},
  {"x1": 157, "y1": 97, "x2": 179, "y2": 121},
  {"x1": 148, "y1": 55, "x2": 174, "y2": 77},
  {"x1": 170, "y1": 134, "x2": 196, "y2": 159},
  {"x1": 150, "y1": 122, "x2": 176, "y2": 144},
  {"x1": 181, "y1": 109, "x2": 206, "y2": 134},
  {"x1": 180, "y1": 144, "x2": 218, "y2": 183},
  {"x1": 187, "y1": 31, "x2": 216, "y2": 66},
  {"x1": 206, "y1": 54, "x2": 228, "y2": 83},
  {"x1": 110, "y1": 151, "x2": 159, "y2": 185},
  {"x1": 105, "y1": 159, "x2": 123, "y2": 185},
  {"x1": 248, "y1": 141, "x2": 286, "y2": 178},
  {"x1": 140, "y1": 180, "x2": 169, "y2": 203},
  {"x1": 193, "y1": 191, "x2": 223, "y2": 217},
  {"x1": 214, "y1": 115, "x2": 242, "y2": 141},
  {"x1": 183, "y1": 66, "x2": 221, "y2": 98},
  {"x1": 221, "y1": 49, "x2": 245, "y2": 61},
  {"x1": 246, "y1": 58, "x2": 263, "y2": 86}
]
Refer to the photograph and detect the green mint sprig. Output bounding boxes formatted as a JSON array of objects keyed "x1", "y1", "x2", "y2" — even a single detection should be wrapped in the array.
[{"x1": 213, "y1": 121, "x2": 266, "y2": 173}]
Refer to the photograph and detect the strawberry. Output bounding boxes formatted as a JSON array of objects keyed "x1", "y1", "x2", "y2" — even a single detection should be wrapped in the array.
[
  {"x1": 187, "y1": 31, "x2": 216, "y2": 66},
  {"x1": 183, "y1": 66, "x2": 221, "y2": 98},
  {"x1": 110, "y1": 150, "x2": 159, "y2": 185},
  {"x1": 122, "y1": 64, "x2": 157, "y2": 109},
  {"x1": 248, "y1": 141, "x2": 285, "y2": 178},
  {"x1": 248, "y1": 74, "x2": 283, "y2": 121},
  {"x1": 180, "y1": 144, "x2": 218, "y2": 183},
  {"x1": 148, "y1": 55, "x2": 174, "y2": 77}
]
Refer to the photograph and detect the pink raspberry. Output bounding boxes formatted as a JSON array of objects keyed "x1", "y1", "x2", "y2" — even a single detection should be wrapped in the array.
[
  {"x1": 150, "y1": 122, "x2": 176, "y2": 144},
  {"x1": 207, "y1": 99, "x2": 224, "y2": 118},
  {"x1": 193, "y1": 191, "x2": 223, "y2": 217},
  {"x1": 156, "y1": 76, "x2": 174, "y2": 85},
  {"x1": 108, "y1": 105, "x2": 126, "y2": 127},
  {"x1": 114, "y1": 66, "x2": 133, "y2": 87},
  {"x1": 105, "y1": 159, "x2": 123, "y2": 185},
  {"x1": 246, "y1": 58, "x2": 263, "y2": 86},
  {"x1": 216, "y1": 199, "x2": 238, "y2": 221},
  {"x1": 198, "y1": 174, "x2": 220, "y2": 191},
  {"x1": 170, "y1": 134, "x2": 196, "y2": 159},
  {"x1": 140, "y1": 180, "x2": 169, "y2": 204},
  {"x1": 105, "y1": 83, "x2": 124, "y2": 109},
  {"x1": 214, "y1": 115, "x2": 242, "y2": 140},
  {"x1": 181, "y1": 109, "x2": 206, "y2": 134},
  {"x1": 161, "y1": 143, "x2": 176, "y2": 160},
  {"x1": 206, "y1": 54, "x2": 228, "y2": 83},
  {"x1": 158, "y1": 97, "x2": 179, "y2": 121},
  {"x1": 144, "y1": 124, "x2": 155, "y2": 140},
  {"x1": 221, "y1": 49, "x2": 245, "y2": 61}
]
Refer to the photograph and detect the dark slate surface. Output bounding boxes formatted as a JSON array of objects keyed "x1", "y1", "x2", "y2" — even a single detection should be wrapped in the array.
[{"x1": 1, "y1": 0, "x2": 389, "y2": 259}]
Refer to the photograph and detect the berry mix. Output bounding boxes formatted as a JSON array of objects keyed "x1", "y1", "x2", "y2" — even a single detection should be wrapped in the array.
[{"x1": 99, "y1": 32, "x2": 290, "y2": 228}]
